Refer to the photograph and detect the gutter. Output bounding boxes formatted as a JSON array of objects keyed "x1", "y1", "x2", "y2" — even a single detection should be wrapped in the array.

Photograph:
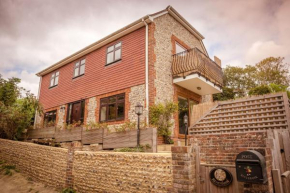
[{"x1": 142, "y1": 18, "x2": 149, "y2": 125}]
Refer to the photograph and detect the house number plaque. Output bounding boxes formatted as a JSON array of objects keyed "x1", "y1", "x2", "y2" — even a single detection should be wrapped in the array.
[{"x1": 209, "y1": 167, "x2": 233, "y2": 187}]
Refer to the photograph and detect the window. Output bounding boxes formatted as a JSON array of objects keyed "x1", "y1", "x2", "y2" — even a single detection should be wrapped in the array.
[
  {"x1": 44, "y1": 110, "x2": 57, "y2": 127},
  {"x1": 100, "y1": 93, "x2": 125, "y2": 122},
  {"x1": 74, "y1": 59, "x2": 86, "y2": 78},
  {"x1": 106, "y1": 42, "x2": 122, "y2": 65},
  {"x1": 175, "y1": 42, "x2": 186, "y2": 54},
  {"x1": 50, "y1": 71, "x2": 59, "y2": 87},
  {"x1": 66, "y1": 100, "x2": 85, "y2": 124}
]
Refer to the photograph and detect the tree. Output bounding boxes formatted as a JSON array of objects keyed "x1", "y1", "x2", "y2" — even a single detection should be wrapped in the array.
[
  {"x1": 255, "y1": 57, "x2": 290, "y2": 86},
  {"x1": 215, "y1": 57, "x2": 290, "y2": 101},
  {"x1": 213, "y1": 87, "x2": 235, "y2": 101},
  {"x1": 0, "y1": 75, "x2": 42, "y2": 139}
]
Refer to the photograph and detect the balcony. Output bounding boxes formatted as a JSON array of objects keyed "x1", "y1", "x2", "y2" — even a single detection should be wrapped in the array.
[{"x1": 172, "y1": 48, "x2": 223, "y2": 95}]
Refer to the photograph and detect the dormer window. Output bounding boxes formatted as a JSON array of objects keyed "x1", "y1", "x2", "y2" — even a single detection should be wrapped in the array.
[
  {"x1": 50, "y1": 71, "x2": 59, "y2": 88},
  {"x1": 74, "y1": 59, "x2": 86, "y2": 78},
  {"x1": 106, "y1": 42, "x2": 122, "y2": 65}
]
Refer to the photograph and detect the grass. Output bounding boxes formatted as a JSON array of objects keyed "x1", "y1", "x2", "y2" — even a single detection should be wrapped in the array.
[
  {"x1": 61, "y1": 188, "x2": 77, "y2": 193},
  {"x1": 0, "y1": 163, "x2": 18, "y2": 176}
]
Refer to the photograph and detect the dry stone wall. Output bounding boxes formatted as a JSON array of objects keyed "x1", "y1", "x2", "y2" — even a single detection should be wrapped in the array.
[
  {"x1": 72, "y1": 151, "x2": 172, "y2": 193},
  {"x1": 128, "y1": 84, "x2": 146, "y2": 122},
  {"x1": 0, "y1": 139, "x2": 67, "y2": 189},
  {"x1": 57, "y1": 104, "x2": 66, "y2": 128}
]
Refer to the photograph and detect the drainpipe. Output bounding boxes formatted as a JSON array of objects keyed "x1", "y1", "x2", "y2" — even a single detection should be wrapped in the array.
[
  {"x1": 143, "y1": 18, "x2": 149, "y2": 125},
  {"x1": 33, "y1": 76, "x2": 42, "y2": 129}
]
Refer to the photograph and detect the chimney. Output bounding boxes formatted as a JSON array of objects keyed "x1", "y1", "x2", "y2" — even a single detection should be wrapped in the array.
[{"x1": 214, "y1": 56, "x2": 221, "y2": 67}]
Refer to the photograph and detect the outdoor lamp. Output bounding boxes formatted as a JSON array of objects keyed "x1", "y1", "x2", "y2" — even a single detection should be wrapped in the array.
[
  {"x1": 135, "y1": 102, "x2": 143, "y2": 147},
  {"x1": 184, "y1": 114, "x2": 188, "y2": 146},
  {"x1": 135, "y1": 102, "x2": 143, "y2": 116}
]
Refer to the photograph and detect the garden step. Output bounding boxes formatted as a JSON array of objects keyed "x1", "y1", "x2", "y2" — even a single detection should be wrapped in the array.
[{"x1": 157, "y1": 144, "x2": 173, "y2": 152}]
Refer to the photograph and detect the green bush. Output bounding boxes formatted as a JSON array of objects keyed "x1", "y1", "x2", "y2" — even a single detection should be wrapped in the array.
[
  {"x1": 149, "y1": 101, "x2": 178, "y2": 142},
  {"x1": 61, "y1": 188, "x2": 77, "y2": 193}
]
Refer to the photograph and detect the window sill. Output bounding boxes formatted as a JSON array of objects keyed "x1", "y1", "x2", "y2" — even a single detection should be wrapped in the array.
[
  {"x1": 72, "y1": 74, "x2": 84, "y2": 79},
  {"x1": 100, "y1": 118, "x2": 125, "y2": 123},
  {"x1": 105, "y1": 59, "x2": 122, "y2": 67},
  {"x1": 49, "y1": 85, "x2": 58, "y2": 89}
]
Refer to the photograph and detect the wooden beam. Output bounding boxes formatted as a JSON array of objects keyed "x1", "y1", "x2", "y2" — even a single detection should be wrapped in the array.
[{"x1": 272, "y1": 169, "x2": 284, "y2": 193}]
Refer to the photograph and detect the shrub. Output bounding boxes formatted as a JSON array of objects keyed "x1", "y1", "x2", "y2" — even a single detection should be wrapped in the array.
[
  {"x1": 149, "y1": 101, "x2": 178, "y2": 143},
  {"x1": 61, "y1": 188, "x2": 77, "y2": 193}
]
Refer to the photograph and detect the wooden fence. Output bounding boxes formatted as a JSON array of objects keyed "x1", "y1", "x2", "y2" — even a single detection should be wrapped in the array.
[
  {"x1": 190, "y1": 92, "x2": 290, "y2": 135},
  {"x1": 24, "y1": 127, "x2": 157, "y2": 152}
]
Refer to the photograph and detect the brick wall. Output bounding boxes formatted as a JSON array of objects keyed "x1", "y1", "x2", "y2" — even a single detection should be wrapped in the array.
[
  {"x1": 0, "y1": 139, "x2": 67, "y2": 188},
  {"x1": 39, "y1": 27, "x2": 146, "y2": 110},
  {"x1": 190, "y1": 131, "x2": 274, "y2": 193}
]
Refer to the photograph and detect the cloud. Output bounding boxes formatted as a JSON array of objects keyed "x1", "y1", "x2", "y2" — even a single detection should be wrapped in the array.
[
  {"x1": 0, "y1": 0, "x2": 289, "y2": 96},
  {"x1": 246, "y1": 41, "x2": 289, "y2": 65}
]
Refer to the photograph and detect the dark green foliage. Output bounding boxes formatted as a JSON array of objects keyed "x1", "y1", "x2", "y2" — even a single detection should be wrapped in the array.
[
  {"x1": 249, "y1": 83, "x2": 290, "y2": 99},
  {"x1": 61, "y1": 188, "x2": 77, "y2": 193},
  {"x1": 0, "y1": 74, "x2": 43, "y2": 139},
  {"x1": 114, "y1": 144, "x2": 151, "y2": 152},
  {"x1": 213, "y1": 87, "x2": 235, "y2": 101}
]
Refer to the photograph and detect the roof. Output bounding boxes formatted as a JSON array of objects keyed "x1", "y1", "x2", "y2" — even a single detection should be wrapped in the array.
[{"x1": 36, "y1": 5, "x2": 205, "y2": 76}]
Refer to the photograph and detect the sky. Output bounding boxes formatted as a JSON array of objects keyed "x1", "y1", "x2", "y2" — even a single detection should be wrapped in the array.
[{"x1": 0, "y1": 0, "x2": 289, "y2": 96}]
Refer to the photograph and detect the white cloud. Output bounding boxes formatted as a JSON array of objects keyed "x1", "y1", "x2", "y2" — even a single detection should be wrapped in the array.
[
  {"x1": 0, "y1": 0, "x2": 289, "y2": 94},
  {"x1": 246, "y1": 41, "x2": 288, "y2": 64}
]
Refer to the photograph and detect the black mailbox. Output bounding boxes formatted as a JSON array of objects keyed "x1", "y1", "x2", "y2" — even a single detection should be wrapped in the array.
[{"x1": 235, "y1": 150, "x2": 267, "y2": 184}]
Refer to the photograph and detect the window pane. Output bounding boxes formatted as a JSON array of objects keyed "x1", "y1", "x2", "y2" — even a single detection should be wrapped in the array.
[
  {"x1": 54, "y1": 76, "x2": 59, "y2": 85},
  {"x1": 55, "y1": 71, "x2": 59, "y2": 76},
  {"x1": 51, "y1": 73, "x2": 55, "y2": 78},
  {"x1": 74, "y1": 67, "x2": 79, "y2": 77},
  {"x1": 50, "y1": 79, "x2": 54, "y2": 87},
  {"x1": 80, "y1": 59, "x2": 85, "y2": 65},
  {"x1": 115, "y1": 49, "x2": 121, "y2": 60},
  {"x1": 115, "y1": 42, "x2": 121, "y2": 48},
  {"x1": 107, "y1": 46, "x2": 114, "y2": 52},
  {"x1": 100, "y1": 98, "x2": 108, "y2": 105},
  {"x1": 117, "y1": 103, "x2": 124, "y2": 119},
  {"x1": 75, "y1": 62, "x2": 80, "y2": 67},
  {"x1": 107, "y1": 52, "x2": 114, "y2": 64},
  {"x1": 80, "y1": 64, "x2": 85, "y2": 75},
  {"x1": 117, "y1": 94, "x2": 124, "y2": 101},
  {"x1": 176, "y1": 42, "x2": 186, "y2": 54},
  {"x1": 108, "y1": 104, "x2": 116, "y2": 120},
  {"x1": 109, "y1": 96, "x2": 116, "y2": 103},
  {"x1": 100, "y1": 106, "x2": 107, "y2": 121}
]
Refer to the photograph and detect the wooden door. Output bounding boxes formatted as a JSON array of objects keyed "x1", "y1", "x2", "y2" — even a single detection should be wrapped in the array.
[
  {"x1": 71, "y1": 102, "x2": 81, "y2": 123},
  {"x1": 198, "y1": 164, "x2": 240, "y2": 193}
]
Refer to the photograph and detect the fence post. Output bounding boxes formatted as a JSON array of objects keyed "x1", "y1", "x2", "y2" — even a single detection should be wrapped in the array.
[
  {"x1": 171, "y1": 145, "x2": 196, "y2": 192},
  {"x1": 272, "y1": 169, "x2": 283, "y2": 193}
]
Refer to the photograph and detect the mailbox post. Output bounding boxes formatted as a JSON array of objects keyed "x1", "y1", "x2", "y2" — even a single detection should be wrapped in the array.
[{"x1": 235, "y1": 150, "x2": 267, "y2": 184}]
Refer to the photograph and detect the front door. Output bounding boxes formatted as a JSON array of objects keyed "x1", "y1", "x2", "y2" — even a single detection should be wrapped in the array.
[
  {"x1": 71, "y1": 102, "x2": 81, "y2": 123},
  {"x1": 178, "y1": 97, "x2": 189, "y2": 135}
]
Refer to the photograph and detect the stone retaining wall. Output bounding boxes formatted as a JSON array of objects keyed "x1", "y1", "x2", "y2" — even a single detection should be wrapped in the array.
[
  {"x1": 73, "y1": 151, "x2": 172, "y2": 192},
  {"x1": 0, "y1": 138, "x2": 67, "y2": 189},
  {"x1": 0, "y1": 139, "x2": 173, "y2": 192}
]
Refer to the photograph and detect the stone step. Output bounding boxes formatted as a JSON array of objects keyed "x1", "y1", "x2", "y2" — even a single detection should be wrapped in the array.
[{"x1": 157, "y1": 144, "x2": 173, "y2": 152}]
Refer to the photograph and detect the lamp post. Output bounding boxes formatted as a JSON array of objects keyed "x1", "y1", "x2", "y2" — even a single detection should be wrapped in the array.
[
  {"x1": 184, "y1": 114, "x2": 188, "y2": 146},
  {"x1": 135, "y1": 102, "x2": 143, "y2": 147}
]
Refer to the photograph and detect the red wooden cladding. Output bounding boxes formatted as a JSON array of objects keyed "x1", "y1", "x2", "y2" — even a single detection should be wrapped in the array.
[{"x1": 39, "y1": 27, "x2": 146, "y2": 110}]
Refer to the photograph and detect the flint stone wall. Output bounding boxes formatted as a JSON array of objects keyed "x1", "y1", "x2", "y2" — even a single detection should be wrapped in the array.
[
  {"x1": 0, "y1": 138, "x2": 67, "y2": 189},
  {"x1": 73, "y1": 151, "x2": 172, "y2": 192}
]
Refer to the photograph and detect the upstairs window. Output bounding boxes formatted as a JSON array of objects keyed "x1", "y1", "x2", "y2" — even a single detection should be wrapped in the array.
[
  {"x1": 175, "y1": 42, "x2": 187, "y2": 54},
  {"x1": 50, "y1": 71, "x2": 59, "y2": 88},
  {"x1": 74, "y1": 58, "x2": 86, "y2": 78},
  {"x1": 106, "y1": 42, "x2": 122, "y2": 65},
  {"x1": 100, "y1": 93, "x2": 125, "y2": 122}
]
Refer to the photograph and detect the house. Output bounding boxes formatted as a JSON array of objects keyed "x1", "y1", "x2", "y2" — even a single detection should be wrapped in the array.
[{"x1": 35, "y1": 5, "x2": 223, "y2": 143}]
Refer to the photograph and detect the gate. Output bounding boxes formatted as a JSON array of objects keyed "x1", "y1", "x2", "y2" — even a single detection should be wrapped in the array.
[{"x1": 197, "y1": 164, "x2": 239, "y2": 193}]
